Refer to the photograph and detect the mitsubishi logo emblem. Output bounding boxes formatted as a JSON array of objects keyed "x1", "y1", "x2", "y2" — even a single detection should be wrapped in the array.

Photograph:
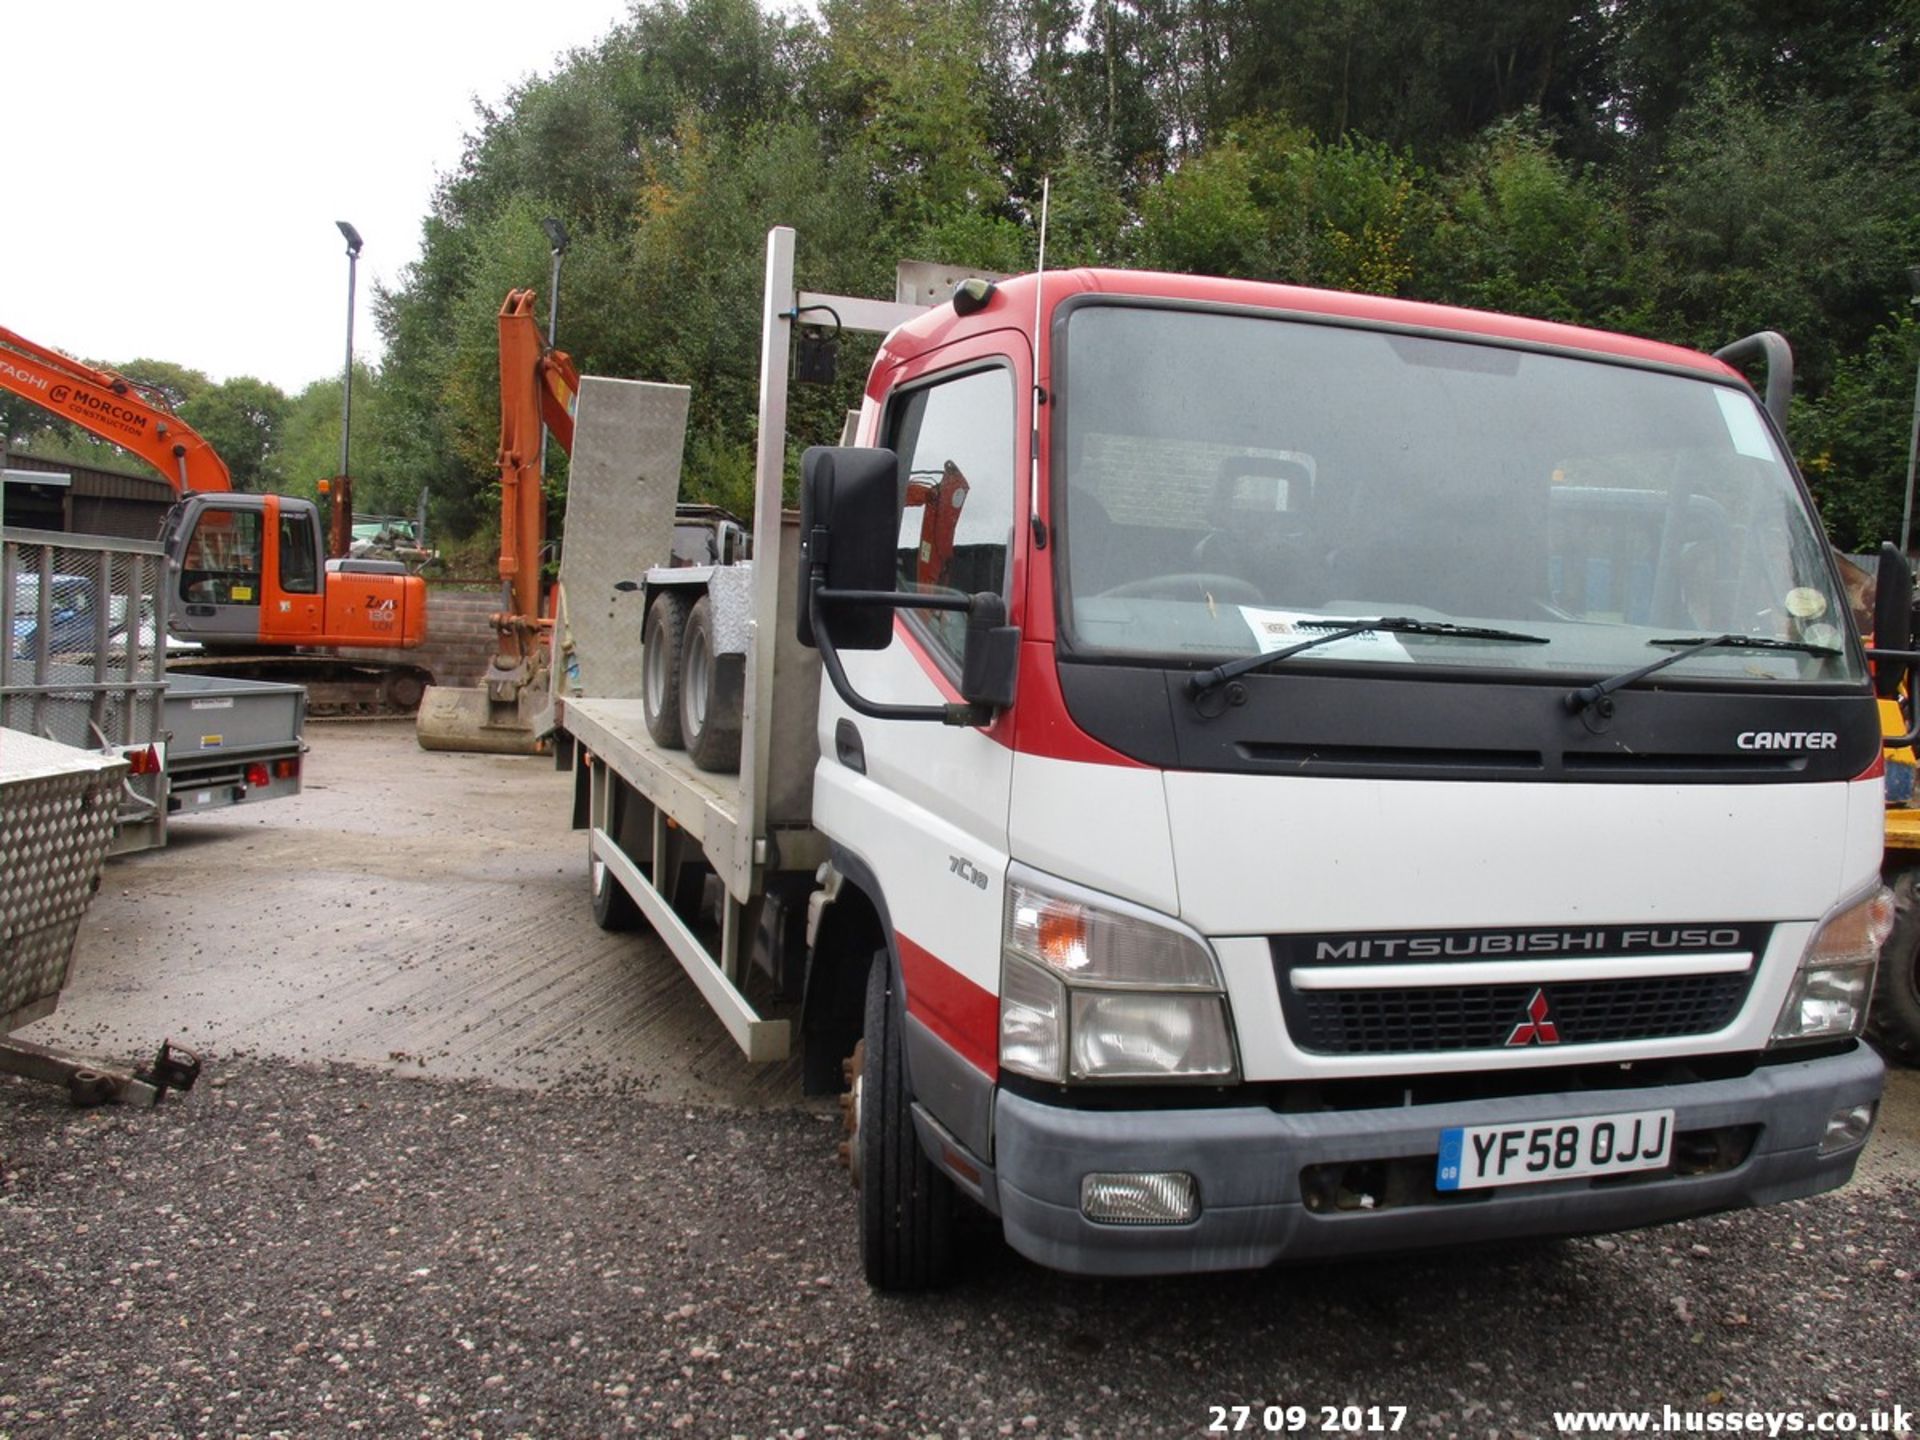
[{"x1": 1506, "y1": 988, "x2": 1561, "y2": 1046}]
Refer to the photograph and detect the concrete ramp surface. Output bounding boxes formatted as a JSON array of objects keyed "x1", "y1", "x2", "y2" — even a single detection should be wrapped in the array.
[{"x1": 17, "y1": 721, "x2": 803, "y2": 1107}]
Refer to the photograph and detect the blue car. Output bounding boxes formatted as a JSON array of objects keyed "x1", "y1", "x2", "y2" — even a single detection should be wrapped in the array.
[{"x1": 10, "y1": 574, "x2": 100, "y2": 660}]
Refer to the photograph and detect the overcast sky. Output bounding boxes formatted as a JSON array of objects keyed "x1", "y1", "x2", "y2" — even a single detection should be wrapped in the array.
[{"x1": 3, "y1": 0, "x2": 629, "y2": 396}]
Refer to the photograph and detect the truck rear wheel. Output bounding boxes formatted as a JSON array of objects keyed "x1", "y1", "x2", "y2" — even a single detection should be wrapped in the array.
[
  {"x1": 680, "y1": 596, "x2": 743, "y2": 773},
  {"x1": 852, "y1": 951, "x2": 956, "y2": 1291},
  {"x1": 642, "y1": 593, "x2": 691, "y2": 749},
  {"x1": 1872, "y1": 869, "x2": 1920, "y2": 1066},
  {"x1": 590, "y1": 846, "x2": 641, "y2": 931}
]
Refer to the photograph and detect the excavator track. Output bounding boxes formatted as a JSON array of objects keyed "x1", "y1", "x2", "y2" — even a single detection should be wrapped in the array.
[{"x1": 165, "y1": 653, "x2": 433, "y2": 719}]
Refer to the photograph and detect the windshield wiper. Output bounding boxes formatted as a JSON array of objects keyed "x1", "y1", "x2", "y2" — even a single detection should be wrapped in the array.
[
  {"x1": 1566, "y1": 633, "x2": 1842, "y2": 715},
  {"x1": 1188, "y1": 616, "x2": 1549, "y2": 697}
]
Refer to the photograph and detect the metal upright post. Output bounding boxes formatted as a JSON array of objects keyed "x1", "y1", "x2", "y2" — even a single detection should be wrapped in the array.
[
  {"x1": 336, "y1": 221, "x2": 364, "y2": 507},
  {"x1": 1901, "y1": 267, "x2": 1920, "y2": 557},
  {"x1": 537, "y1": 218, "x2": 570, "y2": 487}
]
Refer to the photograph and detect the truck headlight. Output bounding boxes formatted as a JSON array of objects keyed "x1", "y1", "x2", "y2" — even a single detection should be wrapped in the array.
[
  {"x1": 1770, "y1": 882, "x2": 1893, "y2": 1045},
  {"x1": 999, "y1": 867, "x2": 1238, "y2": 1083}
]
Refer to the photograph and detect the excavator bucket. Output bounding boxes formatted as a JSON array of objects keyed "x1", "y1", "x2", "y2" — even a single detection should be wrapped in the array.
[{"x1": 415, "y1": 669, "x2": 551, "y2": 755}]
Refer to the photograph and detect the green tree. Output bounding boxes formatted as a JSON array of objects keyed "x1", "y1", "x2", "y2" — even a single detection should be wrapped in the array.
[
  {"x1": 1638, "y1": 80, "x2": 1911, "y2": 392},
  {"x1": 1421, "y1": 117, "x2": 1638, "y2": 326},
  {"x1": 1136, "y1": 122, "x2": 1423, "y2": 294},
  {"x1": 1795, "y1": 314, "x2": 1920, "y2": 552},
  {"x1": 181, "y1": 376, "x2": 289, "y2": 492},
  {"x1": 361, "y1": 0, "x2": 1920, "y2": 565},
  {"x1": 114, "y1": 357, "x2": 211, "y2": 414},
  {"x1": 276, "y1": 365, "x2": 414, "y2": 518}
]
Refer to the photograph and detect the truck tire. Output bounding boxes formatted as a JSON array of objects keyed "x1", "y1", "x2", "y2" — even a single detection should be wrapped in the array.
[
  {"x1": 643, "y1": 593, "x2": 692, "y2": 749},
  {"x1": 680, "y1": 596, "x2": 743, "y2": 773},
  {"x1": 1872, "y1": 869, "x2": 1920, "y2": 1066},
  {"x1": 590, "y1": 845, "x2": 641, "y2": 932},
  {"x1": 854, "y1": 950, "x2": 957, "y2": 1291}
]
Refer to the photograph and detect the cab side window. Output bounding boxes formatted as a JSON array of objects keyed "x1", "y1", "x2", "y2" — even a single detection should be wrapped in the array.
[
  {"x1": 888, "y1": 365, "x2": 1015, "y2": 661},
  {"x1": 279, "y1": 511, "x2": 320, "y2": 595}
]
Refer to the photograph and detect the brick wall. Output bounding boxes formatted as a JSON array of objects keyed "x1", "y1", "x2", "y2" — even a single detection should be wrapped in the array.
[{"x1": 332, "y1": 589, "x2": 500, "y2": 687}]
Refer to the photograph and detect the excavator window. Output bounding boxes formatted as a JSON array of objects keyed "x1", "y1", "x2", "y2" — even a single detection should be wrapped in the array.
[
  {"x1": 180, "y1": 509, "x2": 264, "y2": 608},
  {"x1": 279, "y1": 511, "x2": 320, "y2": 595}
]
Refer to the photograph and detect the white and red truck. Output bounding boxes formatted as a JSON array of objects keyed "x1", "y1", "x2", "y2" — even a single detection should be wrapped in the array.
[{"x1": 553, "y1": 227, "x2": 1896, "y2": 1290}]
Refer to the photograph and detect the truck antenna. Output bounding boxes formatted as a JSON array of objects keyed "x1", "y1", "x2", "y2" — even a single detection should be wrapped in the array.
[{"x1": 1030, "y1": 176, "x2": 1051, "y2": 547}]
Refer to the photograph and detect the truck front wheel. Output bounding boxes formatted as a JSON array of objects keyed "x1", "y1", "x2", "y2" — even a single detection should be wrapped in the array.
[
  {"x1": 849, "y1": 951, "x2": 956, "y2": 1291},
  {"x1": 1872, "y1": 869, "x2": 1920, "y2": 1066}
]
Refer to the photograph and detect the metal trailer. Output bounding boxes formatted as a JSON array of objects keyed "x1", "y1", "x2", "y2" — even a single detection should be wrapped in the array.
[
  {"x1": 2, "y1": 526, "x2": 305, "y2": 852},
  {"x1": 552, "y1": 229, "x2": 939, "y2": 1061}
]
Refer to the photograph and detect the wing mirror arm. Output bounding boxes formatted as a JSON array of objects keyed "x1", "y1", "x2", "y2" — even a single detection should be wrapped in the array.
[
  {"x1": 796, "y1": 445, "x2": 1018, "y2": 728},
  {"x1": 808, "y1": 566, "x2": 1012, "y2": 727}
]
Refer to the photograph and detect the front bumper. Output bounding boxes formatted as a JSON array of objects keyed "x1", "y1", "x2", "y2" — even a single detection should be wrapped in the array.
[{"x1": 986, "y1": 1045, "x2": 1883, "y2": 1276}]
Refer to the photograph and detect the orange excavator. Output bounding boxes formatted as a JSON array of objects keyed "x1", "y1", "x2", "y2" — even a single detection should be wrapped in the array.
[
  {"x1": 413, "y1": 289, "x2": 580, "y2": 752},
  {"x1": 0, "y1": 323, "x2": 433, "y2": 711}
]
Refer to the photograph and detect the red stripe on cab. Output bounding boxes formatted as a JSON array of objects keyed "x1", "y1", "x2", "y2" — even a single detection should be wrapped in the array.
[{"x1": 897, "y1": 933, "x2": 999, "y2": 1078}]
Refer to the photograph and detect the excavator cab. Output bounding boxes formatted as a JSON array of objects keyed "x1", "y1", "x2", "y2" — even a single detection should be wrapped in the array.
[{"x1": 163, "y1": 492, "x2": 424, "y2": 650}]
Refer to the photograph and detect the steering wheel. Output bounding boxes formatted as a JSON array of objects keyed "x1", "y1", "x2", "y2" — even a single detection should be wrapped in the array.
[{"x1": 1097, "y1": 572, "x2": 1264, "y2": 605}]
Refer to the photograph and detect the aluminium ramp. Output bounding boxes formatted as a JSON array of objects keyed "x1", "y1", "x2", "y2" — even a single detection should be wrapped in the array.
[
  {"x1": 0, "y1": 728, "x2": 127, "y2": 1033},
  {"x1": 554, "y1": 378, "x2": 692, "y2": 704}
]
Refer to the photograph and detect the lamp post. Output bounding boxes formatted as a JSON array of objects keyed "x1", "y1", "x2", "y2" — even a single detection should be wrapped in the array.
[
  {"x1": 1902, "y1": 265, "x2": 1920, "y2": 557},
  {"x1": 536, "y1": 218, "x2": 570, "y2": 484},
  {"x1": 332, "y1": 222, "x2": 363, "y2": 559}
]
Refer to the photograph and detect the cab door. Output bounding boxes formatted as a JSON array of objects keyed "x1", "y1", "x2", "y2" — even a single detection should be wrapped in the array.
[
  {"x1": 259, "y1": 497, "x2": 326, "y2": 643},
  {"x1": 164, "y1": 495, "x2": 268, "y2": 645},
  {"x1": 814, "y1": 333, "x2": 1028, "y2": 1081}
]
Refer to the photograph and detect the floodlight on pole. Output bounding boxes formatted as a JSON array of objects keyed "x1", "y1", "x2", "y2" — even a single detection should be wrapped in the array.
[{"x1": 540, "y1": 217, "x2": 570, "y2": 348}]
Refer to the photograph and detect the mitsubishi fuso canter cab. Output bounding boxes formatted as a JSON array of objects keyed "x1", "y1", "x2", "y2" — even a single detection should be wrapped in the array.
[
  {"x1": 562, "y1": 232, "x2": 1899, "y2": 1288},
  {"x1": 792, "y1": 266, "x2": 1895, "y2": 1284}
]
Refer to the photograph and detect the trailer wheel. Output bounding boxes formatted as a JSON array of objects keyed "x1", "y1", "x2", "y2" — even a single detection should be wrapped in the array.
[
  {"x1": 590, "y1": 845, "x2": 641, "y2": 932},
  {"x1": 1872, "y1": 869, "x2": 1920, "y2": 1066},
  {"x1": 853, "y1": 950, "x2": 956, "y2": 1291},
  {"x1": 642, "y1": 593, "x2": 692, "y2": 749},
  {"x1": 680, "y1": 596, "x2": 743, "y2": 773}
]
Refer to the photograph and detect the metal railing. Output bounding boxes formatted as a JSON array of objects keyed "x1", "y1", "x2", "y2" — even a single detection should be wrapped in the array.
[{"x1": 2, "y1": 526, "x2": 169, "y2": 845}]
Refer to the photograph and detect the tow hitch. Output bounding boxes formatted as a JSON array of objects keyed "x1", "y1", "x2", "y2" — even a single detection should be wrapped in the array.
[{"x1": 0, "y1": 1036, "x2": 203, "y2": 1108}]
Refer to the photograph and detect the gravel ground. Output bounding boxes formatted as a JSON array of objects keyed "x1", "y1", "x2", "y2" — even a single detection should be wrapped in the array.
[
  {"x1": 1, "y1": 1056, "x2": 1914, "y2": 1440},
  {"x1": 4, "y1": 728, "x2": 1917, "y2": 1437}
]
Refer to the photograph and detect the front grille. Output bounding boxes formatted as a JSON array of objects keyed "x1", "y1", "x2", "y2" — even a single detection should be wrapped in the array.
[{"x1": 1288, "y1": 972, "x2": 1752, "y2": 1055}]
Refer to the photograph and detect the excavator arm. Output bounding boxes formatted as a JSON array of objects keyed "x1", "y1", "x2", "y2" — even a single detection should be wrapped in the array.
[
  {"x1": 496, "y1": 289, "x2": 579, "y2": 625},
  {"x1": 0, "y1": 324, "x2": 233, "y2": 493},
  {"x1": 416, "y1": 288, "x2": 580, "y2": 754}
]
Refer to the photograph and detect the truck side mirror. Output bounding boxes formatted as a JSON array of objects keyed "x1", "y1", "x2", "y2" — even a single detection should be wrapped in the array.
[
  {"x1": 1874, "y1": 540, "x2": 1914, "y2": 701},
  {"x1": 798, "y1": 445, "x2": 1020, "y2": 728},
  {"x1": 796, "y1": 446, "x2": 899, "y2": 651}
]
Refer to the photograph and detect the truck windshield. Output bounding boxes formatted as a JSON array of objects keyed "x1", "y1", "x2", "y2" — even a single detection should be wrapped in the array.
[{"x1": 1059, "y1": 304, "x2": 1862, "y2": 687}]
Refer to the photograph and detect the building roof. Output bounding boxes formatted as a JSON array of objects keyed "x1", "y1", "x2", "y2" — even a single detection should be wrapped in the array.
[{"x1": 2, "y1": 448, "x2": 174, "y2": 502}]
